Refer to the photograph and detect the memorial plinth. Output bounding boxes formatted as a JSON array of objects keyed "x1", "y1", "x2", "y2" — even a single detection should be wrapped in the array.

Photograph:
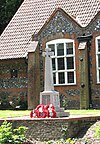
[{"x1": 40, "y1": 48, "x2": 69, "y2": 117}]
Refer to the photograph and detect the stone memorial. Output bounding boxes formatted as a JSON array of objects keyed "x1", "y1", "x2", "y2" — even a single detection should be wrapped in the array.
[{"x1": 40, "y1": 48, "x2": 69, "y2": 117}]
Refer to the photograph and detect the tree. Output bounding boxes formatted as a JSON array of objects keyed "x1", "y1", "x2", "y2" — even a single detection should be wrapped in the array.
[{"x1": 0, "y1": 0, "x2": 24, "y2": 35}]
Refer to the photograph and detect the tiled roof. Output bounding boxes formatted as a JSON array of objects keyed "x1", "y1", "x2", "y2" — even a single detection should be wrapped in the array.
[{"x1": 0, "y1": 0, "x2": 100, "y2": 59}]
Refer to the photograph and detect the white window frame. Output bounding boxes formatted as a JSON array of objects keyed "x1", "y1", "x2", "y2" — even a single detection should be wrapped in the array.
[
  {"x1": 96, "y1": 36, "x2": 100, "y2": 83},
  {"x1": 46, "y1": 39, "x2": 76, "y2": 86}
]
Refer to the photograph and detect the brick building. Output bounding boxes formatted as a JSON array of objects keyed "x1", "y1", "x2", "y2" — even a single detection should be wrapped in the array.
[{"x1": 0, "y1": 0, "x2": 100, "y2": 109}]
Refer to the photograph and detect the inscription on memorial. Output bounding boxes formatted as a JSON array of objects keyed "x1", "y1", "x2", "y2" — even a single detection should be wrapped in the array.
[{"x1": 42, "y1": 95, "x2": 50, "y2": 105}]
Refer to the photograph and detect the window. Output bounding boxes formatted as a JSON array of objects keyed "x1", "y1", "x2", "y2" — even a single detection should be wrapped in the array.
[
  {"x1": 96, "y1": 36, "x2": 100, "y2": 83},
  {"x1": 46, "y1": 39, "x2": 76, "y2": 85}
]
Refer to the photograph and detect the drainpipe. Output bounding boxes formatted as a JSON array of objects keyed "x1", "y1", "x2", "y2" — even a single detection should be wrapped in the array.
[{"x1": 77, "y1": 35, "x2": 93, "y2": 109}]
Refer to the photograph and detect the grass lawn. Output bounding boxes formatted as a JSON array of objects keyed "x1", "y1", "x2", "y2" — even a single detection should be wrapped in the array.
[
  {"x1": 0, "y1": 109, "x2": 100, "y2": 118},
  {"x1": 0, "y1": 110, "x2": 30, "y2": 118},
  {"x1": 65, "y1": 109, "x2": 100, "y2": 115}
]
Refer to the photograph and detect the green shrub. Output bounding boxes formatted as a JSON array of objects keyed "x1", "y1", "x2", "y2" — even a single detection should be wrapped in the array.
[
  {"x1": 0, "y1": 121, "x2": 27, "y2": 144},
  {"x1": 95, "y1": 125, "x2": 100, "y2": 137},
  {"x1": 47, "y1": 138, "x2": 75, "y2": 144},
  {"x1": 61, "y1": 126, "x2": 68, "y2": 140},
  {"x1": 60, "y1": 94, "x2": 68, "y2": 110}
]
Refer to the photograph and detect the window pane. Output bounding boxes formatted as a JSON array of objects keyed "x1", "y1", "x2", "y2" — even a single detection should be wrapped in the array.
[
  {"x1": 52, "y1": 58, "x2": 56, "y2": 70},
  {"x1": 57, "y1": 58, "x2": 65, "y2": 70},
  {"x1": 48, "y1": 44, "x2": 55, "y2": 55},
  {"x1": 98, "y1": 40, "x2": 100, "y2": 52},
  {"x1": 66, "y1": 57, "x2": 74, "y2": 69},
  {"x1": 53, "y1": 73, "x2": 56, "y2": 84},
  {"x1": 58, "y1": 72, "x2": 65, "y2": 84},
  {"x1": 57, "y1": 43, "x2": 64, "y2": 56},
  {"x1": 67, "y1": 72, "x2": 74, "y2": 83},
  {"x1": 98, "y1": 54, "x2": 100, "y2": 67},
  {"x1": 66, "y1": 43, "x2": 73, "y2": 54}
]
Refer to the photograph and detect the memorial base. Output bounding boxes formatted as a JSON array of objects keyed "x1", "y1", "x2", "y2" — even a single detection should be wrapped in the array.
[{"x1": 40, "y1": 90, "x2": 70, "y2": 117}]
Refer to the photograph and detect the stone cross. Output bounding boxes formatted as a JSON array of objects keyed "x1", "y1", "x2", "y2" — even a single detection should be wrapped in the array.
[
  {"x1": 42, "y1": 48, "x2": 54, "y2": 91},
  {"x1": 40, "y1": 48, "x2": 69, "y2": 117}
]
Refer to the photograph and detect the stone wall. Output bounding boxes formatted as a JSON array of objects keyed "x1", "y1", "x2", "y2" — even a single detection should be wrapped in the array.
[
  {"x1": 0, "y1": 58, "x2": 28, "y2": 109},
  {"x1": 0, "y1": 116, "x2": 100, "y2": 141}
]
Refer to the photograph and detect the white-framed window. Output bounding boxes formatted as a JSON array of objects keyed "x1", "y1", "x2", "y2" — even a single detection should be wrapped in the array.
[
  {"x1": 46, "y1": 39, "x2": 76, "y2": 85},
  {"x1": 96, "y1": 36, "x2": 100, "y2": 83}
]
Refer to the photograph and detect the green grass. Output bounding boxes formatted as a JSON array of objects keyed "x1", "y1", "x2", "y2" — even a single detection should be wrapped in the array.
[
  {"x1": 0, "y1": 110, "x2": 30, "y2": 118},
  {"x1": 95, "y1": 125, "x2": 100, "y2": 137},
  {"x1": 65, "y1": 109, "x2": 100, "y2": 115},
  {"x1": 0, "y1": 109, "x2": 100, "y2": 118}
]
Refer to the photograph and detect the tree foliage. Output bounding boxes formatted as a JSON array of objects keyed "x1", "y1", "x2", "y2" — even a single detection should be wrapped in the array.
[{"x1": 0, "y1": 0, "x2": 24, "y2": 35}]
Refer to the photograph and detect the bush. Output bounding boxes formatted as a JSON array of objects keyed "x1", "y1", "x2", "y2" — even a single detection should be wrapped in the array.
[
  {"x1": 60, "y1": 94, "x2": 68, "y2": 110},
  {"x1": 95, "y1": 125, "x2": 100, "y2": 137},
  {"x1": 0, "y1": 121, "x2": 27, "y2": 144}
]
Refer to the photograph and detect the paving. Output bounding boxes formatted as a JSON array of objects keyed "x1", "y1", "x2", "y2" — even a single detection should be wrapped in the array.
[{"x1": 0, "y1": 114, "x2": 100, "y2": 121}]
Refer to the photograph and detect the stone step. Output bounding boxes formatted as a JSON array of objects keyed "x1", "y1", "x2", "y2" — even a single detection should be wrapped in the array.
[
  {"x1": 56, "y1": 111, "x2": 70, "y2": 117},
  {"x1": 55, "y1": 107, "x2": 65, "y2": 112}
]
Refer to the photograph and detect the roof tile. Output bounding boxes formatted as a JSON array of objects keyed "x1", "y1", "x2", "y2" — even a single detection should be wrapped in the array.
[{"x1": 0, "y1": 0, "x2": 100, "y2": 59}]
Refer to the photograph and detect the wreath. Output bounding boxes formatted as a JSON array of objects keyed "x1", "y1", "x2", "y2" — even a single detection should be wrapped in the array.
[{"x1": 30, "y1": 104, "x2": 56, "y2": 118}]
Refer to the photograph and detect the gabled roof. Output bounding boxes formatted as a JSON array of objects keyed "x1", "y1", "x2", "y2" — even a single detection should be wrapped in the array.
[{"x1": 0, "y1": 0, "x2": 100, "y2": 59}]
